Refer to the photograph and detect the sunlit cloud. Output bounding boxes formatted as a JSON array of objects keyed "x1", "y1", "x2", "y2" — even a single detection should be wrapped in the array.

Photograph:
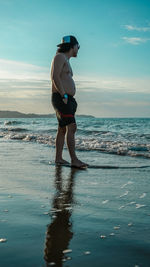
[
  {"x1": 124, "y1": 24, "x2": 150, "y2": 32},
  {"x1": 0, "y1": 58, "x2": 49, "y2": 80},
  {"x1": 122, "y1": 36, "x2": 150, "y2": 45}
]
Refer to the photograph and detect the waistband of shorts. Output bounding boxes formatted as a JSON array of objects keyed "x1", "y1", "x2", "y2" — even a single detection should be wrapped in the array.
[{"x1": 52, "y1": 92, "x2": 74, "y2": 98}]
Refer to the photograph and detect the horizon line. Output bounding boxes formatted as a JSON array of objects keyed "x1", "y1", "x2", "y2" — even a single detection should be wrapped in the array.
[{"x1": 0, "y1": 110, "x2": 150, "y2": 119}]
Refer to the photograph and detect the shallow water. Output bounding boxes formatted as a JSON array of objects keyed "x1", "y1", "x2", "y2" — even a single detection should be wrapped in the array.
[{"x1": 0, "y1": 136, "x2": 150, "y2": 266}]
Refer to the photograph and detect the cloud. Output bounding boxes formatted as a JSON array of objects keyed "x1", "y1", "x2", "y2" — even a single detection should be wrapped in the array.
[
  {"x1": 124, "y1": 25, "x2": 150, "y2": 32},
  {"x1": 0, "y1": 58, "x2": 52, "y2": 113},
  {"x1": 122, "y1": 24, "x2": 150, "y2": 46},
  {"x1": 0, "y1": 58, "x2": 150, "y2": 116},
  {"x1": 75, "y1": 99, "x2": 150, "y2": 117},
  {"x1": 100, "y1": 100, "x2": 150, "y2": 107},
  {"x1": 122, "y1": 37, "x2": 150, "y2": 45},
  {"x1": 0, "y1": 58, "x2": 49, "y2": 80},
  {"x1": 74, "y1": 75, "x2": 150, "y2": 94}
]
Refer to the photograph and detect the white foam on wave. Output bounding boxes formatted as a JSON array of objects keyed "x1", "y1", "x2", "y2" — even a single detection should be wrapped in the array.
[
  {"x1": 102, "y1": 200, "x2": 109, "y2": 204},
  {"x1": 23, "y1": 134, "x2": 37, "y2": 141},
  {"x1": 1, "y1": 127, "x2": 150, "y2": 158},
  {"x1": 75, "y1": 138, "x2": 150, "y2": 158},
  {"x1": 4, "y1": 133, "x2": 26, "y2": 140}
]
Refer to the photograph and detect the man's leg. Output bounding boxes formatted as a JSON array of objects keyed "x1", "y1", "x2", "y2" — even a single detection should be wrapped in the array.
[
  {"x1": 66, "y1": 123, "x2": 87, "y2": 167},
  {"x1": 55, "y1": 126, "x2": 69, "y2": 164}
]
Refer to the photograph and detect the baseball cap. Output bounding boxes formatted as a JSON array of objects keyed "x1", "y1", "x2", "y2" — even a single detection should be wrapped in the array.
[{"x1": 57, "y1": 35, "x2": 80, "y2": 48}]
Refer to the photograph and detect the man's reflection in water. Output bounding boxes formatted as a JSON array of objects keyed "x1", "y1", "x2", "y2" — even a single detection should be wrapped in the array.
[{"x1": 44, "y1": 166, "x2": 79, "y2": 266}]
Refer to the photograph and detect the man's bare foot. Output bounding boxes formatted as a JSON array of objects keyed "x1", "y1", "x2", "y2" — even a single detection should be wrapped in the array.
[
  {"x1": 55, "y1": 159, "x2": 69, "y2": 165},
  {"x1": 71, "y1": 159, "x2": 88, "y2": 168}
]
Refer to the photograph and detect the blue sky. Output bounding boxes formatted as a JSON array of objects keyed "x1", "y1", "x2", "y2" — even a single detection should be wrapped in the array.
[{"x1": 0, "y1": 0, "x2": 150, "y2": 117}]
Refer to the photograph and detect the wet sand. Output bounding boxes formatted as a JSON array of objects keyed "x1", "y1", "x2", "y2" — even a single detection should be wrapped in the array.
[{"x1": 0, "y1": 140, "x2": 150, "y2": 267}]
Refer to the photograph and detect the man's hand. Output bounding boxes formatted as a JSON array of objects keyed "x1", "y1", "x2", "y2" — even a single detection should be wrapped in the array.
[
  {"x1": 62, "y1": 93, "x2": 68, "y2": 104},
  {"x1": 62, "y1": 98, "x2": 68, "y2": 104}
]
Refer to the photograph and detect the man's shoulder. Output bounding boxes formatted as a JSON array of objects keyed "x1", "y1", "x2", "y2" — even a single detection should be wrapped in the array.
[{"x1": 54, "y1": 53, "x2": 65, "y2": 62}]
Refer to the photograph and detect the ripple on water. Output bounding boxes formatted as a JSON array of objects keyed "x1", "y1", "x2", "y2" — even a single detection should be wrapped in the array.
[
  {"x1": 119, "y1": 191, "x2": 129, "y2": 198},
  {"x1": 121, "y1": 181, "x2": 133, "y2": 188},
  {"x1": 114, "y1": 226, "x2": 120, "y2": 230},
  {"x1": 139, "y1": 193, "x2": 146, "y2": 199},
  {"x1": 135, "y1": 204, "x2": 146, "y2": 209},
  {"x1": 84, "y1": 251, "x2": 91, "y2": 255},
  {"x1": 118, "y1": 205, "x2": 125, "y2": 210},
  {"x1": 109, "y1": 233, "x2": 115, "y2": 236},
  {"x1": 0, "y1": 238, "x2": 7, "y2": 243},
  {"x1": 128, "y1": 222, "x2": 133, "y2": 227},
  {"x1": 63, "y1": 249, "x2": 72, "y2": 254},
  {"x1": 100, "y1": 235, "x2": 106, "y2": 239}
]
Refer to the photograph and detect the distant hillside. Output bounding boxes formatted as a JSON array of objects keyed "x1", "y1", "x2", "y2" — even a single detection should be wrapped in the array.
[
  {"x1": 0, "y1": 110, "x2": 95, "y2": 118},
  {"x1": 0, "y1": 111, "x2": 55, "y2": 118}
]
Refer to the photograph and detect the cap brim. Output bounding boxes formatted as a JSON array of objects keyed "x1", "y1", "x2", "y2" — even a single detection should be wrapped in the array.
[{"x1": 57, "y1": 42, "x2": 78, "y2": 47}]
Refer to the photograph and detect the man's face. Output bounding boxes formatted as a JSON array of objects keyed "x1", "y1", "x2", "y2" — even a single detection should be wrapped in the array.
[{"x1": 72, "y1": 43, "x2": 80, "y2": 57}]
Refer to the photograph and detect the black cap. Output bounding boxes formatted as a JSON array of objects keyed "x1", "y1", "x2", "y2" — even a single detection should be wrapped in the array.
[{"x1": 57, "y1": 35, "x2": 79, "y2": 47}]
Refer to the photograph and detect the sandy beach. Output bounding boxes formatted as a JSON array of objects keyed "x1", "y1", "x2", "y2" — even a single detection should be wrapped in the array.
[{"x1": 0, "y1": 135, "x2": 150, "y2": 267}]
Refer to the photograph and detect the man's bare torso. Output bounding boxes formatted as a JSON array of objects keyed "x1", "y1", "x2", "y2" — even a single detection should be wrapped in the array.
[{"x1": 51, "y1": 53, "x2": 76, "y2": 96}]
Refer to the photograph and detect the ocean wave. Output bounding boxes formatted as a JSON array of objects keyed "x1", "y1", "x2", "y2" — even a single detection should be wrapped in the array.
[
  {"x1": 129, "y1": 146, "x2": 149, "y2": 152},
  {"x1": 77, "y1": 128, "x2": 112, "y2": 136},
  {"x1": 75, "y1": 138, "x2": 150, "y2": 158},
  {"x1": 38, "y1": 129, "x2": 57, "y2": 134},
  {"x1": 140, "y1": 134, "x2": 150, "y2": 140},
  {"x1": 4, "y1": 120, "x2": 23, "y2": 126},
  {"x1": 2, "y1": 127, "x2": 29, "y2": 132},
  {"x1": 75, "y1": 129, "x2": 150, "y2": 143},
  {"x1": 1, "y1": 131, "x2": 150, "y2": 159}
]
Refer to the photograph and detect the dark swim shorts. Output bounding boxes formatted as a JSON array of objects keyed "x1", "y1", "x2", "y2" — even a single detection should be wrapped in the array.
[{"x1": 51, "y1": 92, "x2": 77, "y2": 127}]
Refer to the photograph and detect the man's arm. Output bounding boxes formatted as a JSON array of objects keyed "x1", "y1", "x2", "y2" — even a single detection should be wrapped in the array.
[{"x1": 51, "y1": 54, "x2": 66, "y2": 97}]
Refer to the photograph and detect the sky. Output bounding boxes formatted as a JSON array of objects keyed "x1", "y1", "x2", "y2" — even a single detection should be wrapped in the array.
[{"x1": 0, "y1": 0, "x2": 150, "y2": 117}]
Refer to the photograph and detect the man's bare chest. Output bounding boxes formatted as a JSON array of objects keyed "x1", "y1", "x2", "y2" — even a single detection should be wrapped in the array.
[{"x1": 62, "y1": 61, "x2": 73, "y2": 76}]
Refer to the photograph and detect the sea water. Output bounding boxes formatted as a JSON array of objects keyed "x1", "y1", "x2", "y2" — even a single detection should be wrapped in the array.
[
  {"x1": 0, "y1": 117, "x2": 150, "y2": 160},
  {"x1": 0, "y1": 117, "x2": 150, "y2": 266}
]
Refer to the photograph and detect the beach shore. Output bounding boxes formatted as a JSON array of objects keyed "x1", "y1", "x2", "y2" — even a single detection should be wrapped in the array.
[{"x1": 0, "y1": 139, "x2": 150, "y2": 267}]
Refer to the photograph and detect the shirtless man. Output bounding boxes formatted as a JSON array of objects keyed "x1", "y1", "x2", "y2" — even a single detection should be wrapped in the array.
[{"x1": 50, "y1": 35, "x2": 87, "y2": 168}]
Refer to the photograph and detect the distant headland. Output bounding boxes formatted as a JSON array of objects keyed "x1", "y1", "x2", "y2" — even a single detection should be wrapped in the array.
[{"x1": 0, "y1": 110, "x2": 94, "y2": 118}]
